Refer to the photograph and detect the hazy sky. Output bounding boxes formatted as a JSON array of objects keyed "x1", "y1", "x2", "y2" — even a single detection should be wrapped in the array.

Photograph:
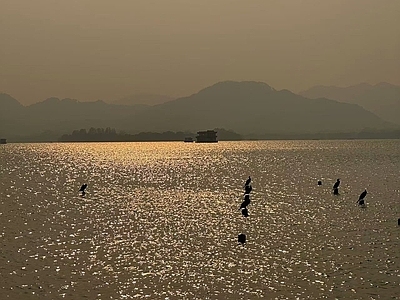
[{"x1": 1, "y1": 0, "x2": 399, "y2": 105}]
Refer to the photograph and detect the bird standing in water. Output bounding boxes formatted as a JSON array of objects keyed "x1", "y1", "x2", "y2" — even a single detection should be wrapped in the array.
[
  {"x1": 333, "y1": 179, "x2": 340, "y2": 195},
  {"x1": 244, "y1": 176, "x2": 251, "y2": 187},
  {"x1": 333, "y1": 179, "x2": 340, "y2": 189},
  {"x1": 241, "y1": 208, "x2": 249, "y2": 218},
  {"x1": 357, "y1": 189, "x2": 368, "y2": 206},
  {"x1": 239, "y1": 194, "x2": 251, "y2": 210},
  {"x1": 244, "y1": 185, "x2": 253, "y2": 194},
  {"x1": 238, "y1": 233, "x2": 246, "y2": 246},
  {"x1": 79, "y1": 184, "x2": 88, "y2": 197}
]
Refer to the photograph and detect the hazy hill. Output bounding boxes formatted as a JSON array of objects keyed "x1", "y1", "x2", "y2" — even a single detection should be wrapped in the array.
[
  {"x1": 112, "y1": 94, "x2": 175, "y2": 106},
  {"x1": 27, "y1": 97, "x2": 149, "y2": 121},
  {"x1": 0, "y1": 96, "x2": 150, "y2": 138},
  {"x1": 0, "y1": 93, "x2": 26, "y2": 137},
  {"x1": 300, "y1": 83, "x2": 400, "y2": 125},
  {"x1": 121, "y1": 81, "x2": 393, "y2": 135},
  {"x1": 0, "y1": 93, "x2": 24, "y2": 117}
]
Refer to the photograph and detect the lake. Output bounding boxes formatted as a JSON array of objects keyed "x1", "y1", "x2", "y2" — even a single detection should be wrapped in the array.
[{"x1": 1, "y1": 140, "x2": 399, "y2": 299}]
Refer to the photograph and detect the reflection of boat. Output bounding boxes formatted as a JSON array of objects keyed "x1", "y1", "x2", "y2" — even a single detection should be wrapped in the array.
[
  {"x1": 0, "y1": 138, "x2": 6, "y2": 144},
  {"x1": 184, "y1": 137, "x2": 194, "y2": 143},
  {"x1": 196, "y1": 130, "x2": 218, "y2": 143}
]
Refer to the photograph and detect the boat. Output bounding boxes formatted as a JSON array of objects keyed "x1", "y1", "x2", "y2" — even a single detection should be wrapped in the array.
[
  {"x1": 0, "y1": 138, "x2": 6, "y2": 144},
  {"x1": 196, "y1": 130, "x2": 218, "y2": 143}
]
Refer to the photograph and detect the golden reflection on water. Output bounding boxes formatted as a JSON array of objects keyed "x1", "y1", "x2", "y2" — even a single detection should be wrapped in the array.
[{"x1": 1, "y1": 140, "x2": 400, "y2": 299}]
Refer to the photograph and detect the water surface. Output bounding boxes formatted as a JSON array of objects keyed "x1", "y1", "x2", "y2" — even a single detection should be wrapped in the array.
[{"x1": 1, "y1": 140, "x2": 399, "y2": 299}]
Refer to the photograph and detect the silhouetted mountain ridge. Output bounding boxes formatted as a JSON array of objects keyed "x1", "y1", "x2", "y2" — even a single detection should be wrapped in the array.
[
  {"x1": 1, "y1": 81, "x2": 398, "y2": 141},
  {"x1": 122, "y1": 81, "x2": 393, "y2": 134},
  {"x1": 300, "y1": 82, "x2": 400, "y2": 125},
  {"x1": 0, "y1": 96, "x2": 150, "y2": 137},
  {"x1": 0, "y1": 93, "x2": 26, "y2": 137},
  {"x1": 0, "y1": 93, "x2": 24, "y2": 115}
]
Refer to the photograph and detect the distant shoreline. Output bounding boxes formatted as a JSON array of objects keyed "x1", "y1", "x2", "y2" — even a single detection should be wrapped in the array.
[
  {"x1": 4, "y1": 136, "x2": 400, "y2": 143},
  {"x1": 3, "y1": 127, "x2": 400, "y2": 143}
]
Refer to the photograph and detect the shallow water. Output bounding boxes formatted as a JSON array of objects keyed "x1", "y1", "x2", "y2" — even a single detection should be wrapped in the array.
[{"x1": 1, "y1": 140, "x2": 399, "y2": 299}]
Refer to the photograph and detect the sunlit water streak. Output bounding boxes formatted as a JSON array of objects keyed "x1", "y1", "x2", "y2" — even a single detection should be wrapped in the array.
[{"x1": 1, "y1": 140, "x2": 399, "y2": 299}]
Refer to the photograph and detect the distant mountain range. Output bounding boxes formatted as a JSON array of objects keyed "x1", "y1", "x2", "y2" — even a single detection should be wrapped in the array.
[
  {"x1": 120, "y1": 81, "x2": 394, "y2": 135},
  {"x1": 300, "y1": 82, "x2": 400, "y2": 125},
  {"x1": 0, "y1": 94, "x2": 149, "y2": 138},
  {"x1": 1, "y1": 81, "x2": 399, "y2": 141}
]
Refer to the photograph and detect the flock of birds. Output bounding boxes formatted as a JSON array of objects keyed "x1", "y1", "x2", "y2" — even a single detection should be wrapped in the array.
[
  {"x1": 78, "y1": 175, "x2": 400, "y2": 245},
  {"x1": 237, "y1": 176, "x2": 253, "y2": 246},
  {"x1": 236, "y1": 177, "x2": 370, "y2": 246},
  {"x1": 326, "y1": 178, "x2": 368, "y2": 206},
  {"x1": 79, "y1": 176, "x2": 394, "y2": 246},
  {"x1": 79, "y1": 176, "x2": 371, "y2": 247}
]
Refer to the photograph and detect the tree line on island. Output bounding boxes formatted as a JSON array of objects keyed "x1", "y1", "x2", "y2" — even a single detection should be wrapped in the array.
[
  {"x1": 58, "y1": 127, "x2": 243, "y2": 142},
  {"x1": 58, "y1": 126, "x2": 400, "y2": 142}
]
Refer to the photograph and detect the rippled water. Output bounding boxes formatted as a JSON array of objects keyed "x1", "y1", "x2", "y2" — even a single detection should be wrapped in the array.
[{"x1": 1, "y1": 140, "x2": 399, "y2": 299}]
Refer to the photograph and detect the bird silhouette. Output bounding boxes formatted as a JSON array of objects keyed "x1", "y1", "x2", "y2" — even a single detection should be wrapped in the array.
[
  {"x1": 239, "y1": 198, "x2": 251, "y2": 210},
  {"x1": 79, "y1": 184, "x2": 87, "y2": 196},
  {"x1": 332, "y1": 179, "x2": 340, "y2": 195},
  {"x1": 238, "y1": 233, "x2": 246, "y2": 246},
  {"x1": 333, "y1": 179, "x2": 340, "y2": 190},
  {"x1": 241, "y1": 208, "x2": 249, "y2": 218},
  {"x1": 244, "y1": 176, "x2": 251, "y2": 187},
  {"x1": 358, "y1": 189, "x2": 367, "y2": 200},
  {"x1": 244, "y1": 185, "x2": 253, "y2": 194},
  {"x1": 239, "y1": 194, "x2": 251, "y2": 209},
  {"x1": 357, "y1": 189, "x2": 368, "y2": 205}
]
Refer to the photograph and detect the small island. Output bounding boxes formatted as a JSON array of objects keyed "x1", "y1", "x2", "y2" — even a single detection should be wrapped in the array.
[{"x1": 58, "y1": 127, "x2": 241, "y2": 142}]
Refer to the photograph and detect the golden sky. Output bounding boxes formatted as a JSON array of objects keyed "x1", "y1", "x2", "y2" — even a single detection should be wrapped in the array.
[{"x1": 1, "y1": 0, "x2": 399, "y2": 105}]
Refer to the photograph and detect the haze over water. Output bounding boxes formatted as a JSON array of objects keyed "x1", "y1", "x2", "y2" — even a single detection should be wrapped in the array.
[{"x1": 1, "y1": 140, "x2": 399, "y2": 299}]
